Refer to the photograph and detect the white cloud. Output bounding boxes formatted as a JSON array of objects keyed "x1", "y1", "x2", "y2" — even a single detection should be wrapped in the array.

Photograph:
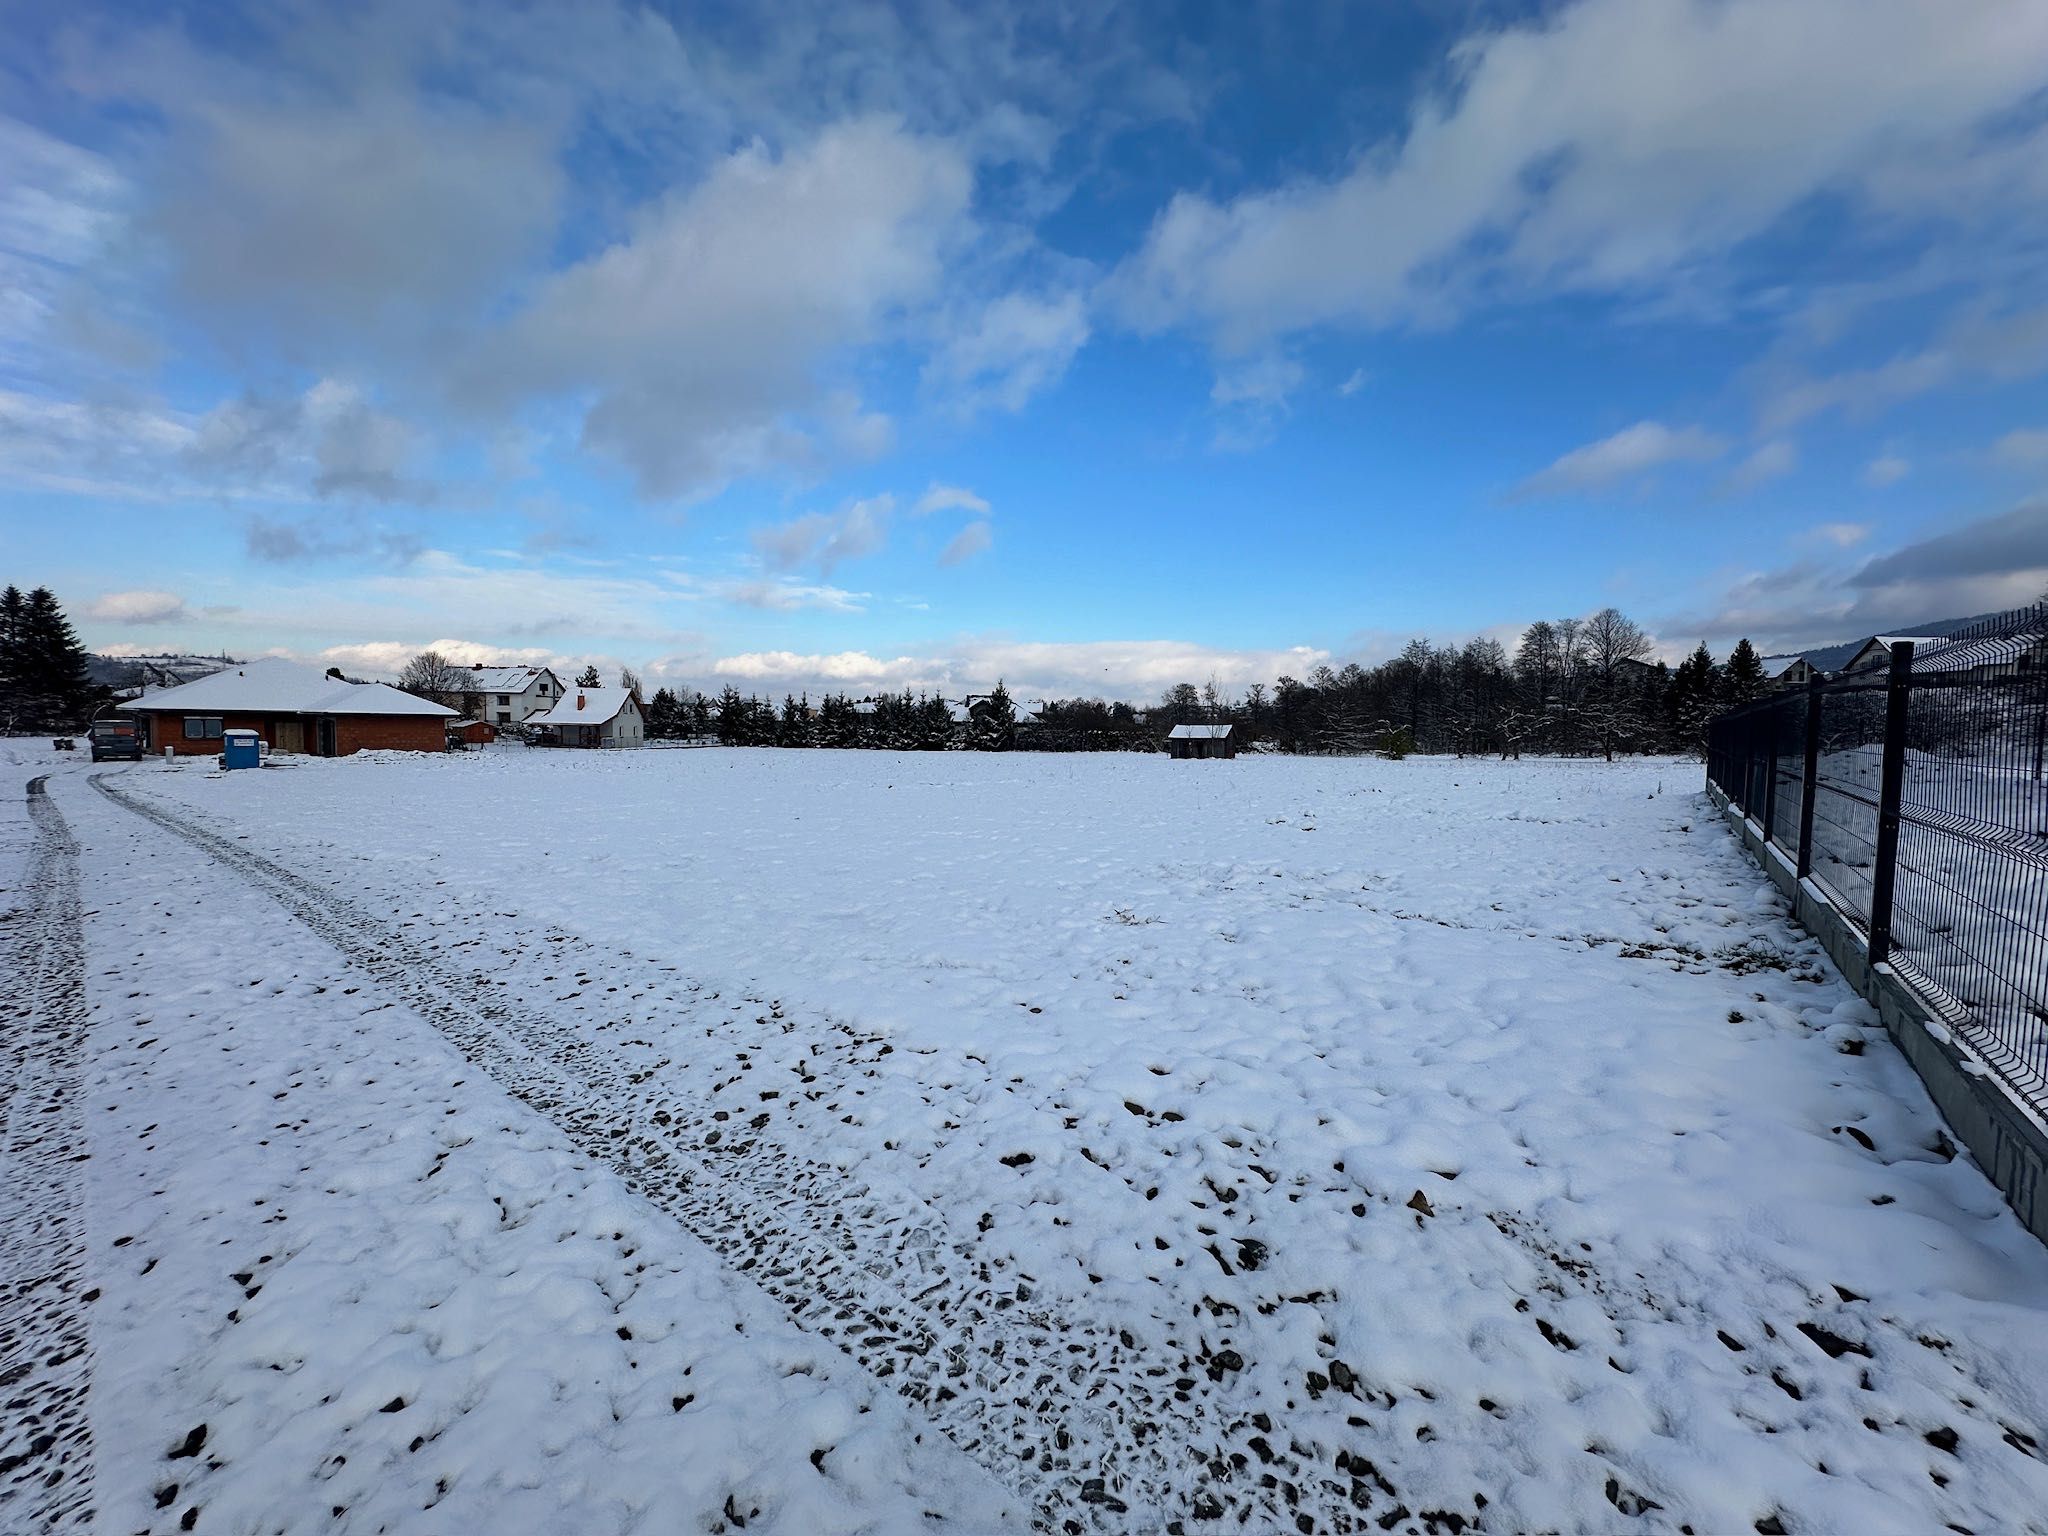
[
  {"x1": 1115, "y1": 0, "x2": 2048, "y2": 347},
  {"x1": 85, "y1": 589, "x2": 188, "y2": 624},
  {"x1": 1511, "y1": 420, "x2": 1728, "y2": 499},
  {"x1": 710, "y1": 578, "x2": 869, "y2": 614},
  {"x1": 914, "y1": 482, "x2": 992, "y2": 517},
  {"x1": 1805, "y1": 521, "x2": 1871, "y2": 549},
  {"x1": 925, "y1": 290, "x2": 1090, "y2": 417},
  {"x1": 938, "y1": 520, "x2": 992, "y2": 566},
  {"x1": 751, "y1": 494, "x2": 894, "y2": 575},
  {"x1": 1209, "y1": 352, "x2": 1304, "y2": 451},
  {"x1": 1993, "y1": 427, "x2": 2048, "y2": 466},
  {"x1": 469, "y1": 119, "x2": 973, "y2": 499},
  {"x1": 698, "y1": 637, "x2": 1336, "y2": 703},
  {"x1": 1760, "y1": 304, "x2": 2048, "y2": 431},
  {"x1": 1720, "y1": 438, "x2": 1798, "y2": 495},
  {"x1": 1338, "y1": 368, "x2": 1368, "y2": 397},
  {"x1": 1862, "y1": 453, "x2": 1910, "y2": 487}
]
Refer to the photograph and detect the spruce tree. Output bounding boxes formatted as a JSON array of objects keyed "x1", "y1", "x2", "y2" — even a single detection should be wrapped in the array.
[
  {"x1": 1723, "y1": 638, "x2": 1766, "y2": 706},
  {"x1": 14, "y1": 588, "x2": 95, "y2": 729},
  {"x1": 971, "y1": 680, "x2": 1017, "y2": 750}
]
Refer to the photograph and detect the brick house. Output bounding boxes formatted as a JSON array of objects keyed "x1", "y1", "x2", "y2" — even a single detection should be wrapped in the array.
[{"x1": 125, "y1": 658, "x2": 456, "y2": 757}]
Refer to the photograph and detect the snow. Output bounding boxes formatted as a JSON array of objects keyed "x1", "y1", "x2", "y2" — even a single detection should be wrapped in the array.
[
  {"x1": 527, "y1": 685, "x2": 638, "y2": 727},
  {"x1": 124, "y1": 658, "x2": 456, "y2": 717},
  {"x1": 7, "y1": 745, "x2": 2048, "y2": 1534}
]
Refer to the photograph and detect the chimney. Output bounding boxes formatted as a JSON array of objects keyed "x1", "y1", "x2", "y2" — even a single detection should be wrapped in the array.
[{"x1": 576, "y1": 692, "x2": 586, "y2": 710}]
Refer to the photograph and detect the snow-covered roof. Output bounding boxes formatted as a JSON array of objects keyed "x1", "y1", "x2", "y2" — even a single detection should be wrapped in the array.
[
  {"x1": 129, "y1": 658, "x2": 456, "y2": 717},
  {"x1": 1168, "y1": 723, "x2": 1233, "y2": 739},
  {"x1": 528, "y1": 686, "x2": 640, "y2": 727},
  {"x1": 1758, "y1": 654, "x2": 1808, "y2": 678},
  {"x1": 460, "y1": 665, "x2": 557, "y2": 693}
]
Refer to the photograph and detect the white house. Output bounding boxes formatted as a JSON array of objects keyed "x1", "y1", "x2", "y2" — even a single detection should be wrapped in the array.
[
  {"x1": 528, "y1": 685, "x2": 645, "y2": 748},
  {"x1": 461, "y1": 664, "x2": 565, "y2": 727}
]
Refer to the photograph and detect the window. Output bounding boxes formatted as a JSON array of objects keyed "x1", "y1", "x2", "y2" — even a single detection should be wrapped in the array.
[
  {"x1": 538, "y1": 683, "x2": 551, "y2": 695},
  {"x1": 495, "y1": 711, "x2": 511, "y2": 724},
  {"x1": 183, "y1": 716, "x2": 223, "y2": 739},
  {"x1": 497, "y1": 694, "x2": 511, "y2": 705}
]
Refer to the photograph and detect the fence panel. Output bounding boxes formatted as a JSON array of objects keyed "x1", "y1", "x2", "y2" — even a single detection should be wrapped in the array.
[
  {"x1": 1703, "y1": 601, "x2": 2048, "y2": 1120},
  {"x1": 1806, "y1": 673, "x2": 1889, "y2": 930}
]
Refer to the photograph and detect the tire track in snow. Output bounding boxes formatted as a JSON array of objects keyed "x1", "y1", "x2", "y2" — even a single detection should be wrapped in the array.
[
  {"x1": 94, "y1": 770, "x2": 1464, "y2": 1535},
  {"x1": 0, "y1": 776, "x2": 95, "y2": 1532}
]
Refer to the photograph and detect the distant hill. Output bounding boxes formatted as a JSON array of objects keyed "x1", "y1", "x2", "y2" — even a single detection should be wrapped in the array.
[
  {"x1": 89, "y1": 652, "x2": 240, "y2": 692},
  {"x1": 1796, "y1": 612, "x2": 2006, "y2": 673}
]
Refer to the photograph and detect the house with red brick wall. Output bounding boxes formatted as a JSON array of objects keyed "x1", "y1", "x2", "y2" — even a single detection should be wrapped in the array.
[{"x1": 123, "y1": 658, "x2": 456, "y2": 757}]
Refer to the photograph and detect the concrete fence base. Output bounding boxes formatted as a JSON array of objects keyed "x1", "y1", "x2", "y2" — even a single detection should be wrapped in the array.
[{"x1": 1707, "y1": 783, "x2": 2048, "y2": 1245}]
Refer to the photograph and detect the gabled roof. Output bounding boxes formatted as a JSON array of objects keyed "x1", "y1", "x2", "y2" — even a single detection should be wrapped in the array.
[
  {"x1": 1758, "y1": 654, "x2": 1808, "y2": 678},
  {"x1": 128, "y1": 658, "x2": 456, "y2": 717},
  {"x1": 1168, "y1": 723, "x2": 1233, "y2": 739},
  {"x1": 461, "y1": 665, "x2": 559, "y2": 693},
  {"x1": 528, "y1": 686, "x2": 641, "y2": 727}
]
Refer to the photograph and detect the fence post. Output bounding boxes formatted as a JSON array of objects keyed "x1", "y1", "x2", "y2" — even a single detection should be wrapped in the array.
[
  {"x1": 1866, "y1": 641, "x2": 1914, "y2": 965},
  {"x1": 1761, "y1": 698, "x2": 1779, "y2": 844},
  {"x1": 1796, "y1": 672, "x2": 1822, "y2": 879}
]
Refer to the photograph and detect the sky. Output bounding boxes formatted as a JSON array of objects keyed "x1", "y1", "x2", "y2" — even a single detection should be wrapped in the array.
[{"x1": 3, "y1": 0, "x2": 2047, "y2": 702}]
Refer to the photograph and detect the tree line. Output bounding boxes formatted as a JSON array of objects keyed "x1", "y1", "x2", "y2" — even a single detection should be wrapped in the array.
[
  {"x1": 633, "y1": 609, "x2": 1776, "y2": 759},
  {"x1": 9, "y1": 589, "x2": 1779, "y2": 759}
]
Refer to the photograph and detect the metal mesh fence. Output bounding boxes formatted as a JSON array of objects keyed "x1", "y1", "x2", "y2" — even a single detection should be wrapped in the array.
[{"x1": 1706, "y1": 602, "x2": 2048, "y2": 1116}]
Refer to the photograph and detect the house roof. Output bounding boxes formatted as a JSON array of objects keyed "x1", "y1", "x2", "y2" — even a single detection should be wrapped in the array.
[
  {"x1": 528, "y1": 686, "x2": 640, "y2": 727},
  {"x1": 128, "y1": 658, "x2": 456, "y2": 717},
  {"x1": 461, "y1": 665, "x2": 558, "y2": 692},
  {"x1": 1168, "y1": 723, "x2": 1234, "y2": 739},
  {"x1": 1758, "y1": 654, "x2": 1808, "y2": 678}
]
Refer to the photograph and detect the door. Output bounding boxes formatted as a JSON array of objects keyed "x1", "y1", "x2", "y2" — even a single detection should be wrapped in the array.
[
  {"x1": 275, "y1": 719, "x2": 306, "y2": 754},
  {"x1": 317, "y1": 717, "x2": 338, "y2": 757}
]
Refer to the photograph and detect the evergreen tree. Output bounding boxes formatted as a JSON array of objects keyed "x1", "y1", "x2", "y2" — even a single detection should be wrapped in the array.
[
  {"x1": 575, "y1": 664, "x2": 602, "y2": 689},
  {"x1": 970, "y1": 681, "x2": 1016, "y2": 750},
  {"x1": 0, "y1": 586, "x2": 25, "y2": 729},
  {"x1": 1723, "y1": 638, "x2": 1766, "y2": 706},
  {"x1": 11, "y1": 588, "x2": 95, "y2": 729},
  {"x1": 645, "y1": 687, "x2": 683, "y2": 739}
]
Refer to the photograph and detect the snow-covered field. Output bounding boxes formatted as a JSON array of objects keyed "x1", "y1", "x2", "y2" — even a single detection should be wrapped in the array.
[{"x1": 6, "y1": 743, "x2": 2048, "y2": 1535}]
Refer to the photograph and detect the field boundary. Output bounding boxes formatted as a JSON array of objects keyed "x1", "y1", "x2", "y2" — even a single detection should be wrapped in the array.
[{"x1": 1707, "y1": 780, "x2": 2048, "y2": 1245}]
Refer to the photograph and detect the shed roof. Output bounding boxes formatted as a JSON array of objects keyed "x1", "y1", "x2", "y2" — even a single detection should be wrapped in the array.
[
  {"x1": 1168, "y1": 723, "x2": 1234, "y2": 739},
  {"x1": 128, "y1": 658, "x2": 455, "y2": 717},
  {"x1": 529, "y1": 686, "x2": 640, "y2": 727}
]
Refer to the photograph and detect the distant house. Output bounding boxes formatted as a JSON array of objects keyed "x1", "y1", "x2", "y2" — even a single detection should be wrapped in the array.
[
  {"x1": 1166, "y1": 723, "x2": 1236, "y2": 760},
  {"x1": 448, "y1": 718, "x2": 498, "y2": 748},
  {"x1": 1838, "y1": 635, "x2": 1943, "y2": 674},
  {"x1": 461, "y1": 664, "x2": 564, "y2": 728},
  {"x1": 124, "y1": 658, "x2": 455, "y2": 757},
  {"x1": 1758, "y1": 654, "x2": 1816, "y2": 689},
  {"x1": 528, "y1": 685, "x2": 646, "y2": 748}
]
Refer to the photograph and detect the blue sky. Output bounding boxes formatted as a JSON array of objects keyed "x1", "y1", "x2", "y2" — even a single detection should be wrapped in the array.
[{"x1": 3, "y1": 0, "x2": 2046, "y2": 700}]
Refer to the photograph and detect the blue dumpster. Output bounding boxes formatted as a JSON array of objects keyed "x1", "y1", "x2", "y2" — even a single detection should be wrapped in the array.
[{"x1": 222, "y1": 729, "x2": 262, "y2": 770}]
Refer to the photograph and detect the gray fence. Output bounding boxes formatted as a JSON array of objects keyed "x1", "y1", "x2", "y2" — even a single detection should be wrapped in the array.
[{"x1": 1705, "y1": 602, "x2": 2048, "y2": 1121}]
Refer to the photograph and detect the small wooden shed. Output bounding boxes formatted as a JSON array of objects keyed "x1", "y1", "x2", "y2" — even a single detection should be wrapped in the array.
[{"x1": 1166, "y1": 723, "x2": 1237, "y2": 759}]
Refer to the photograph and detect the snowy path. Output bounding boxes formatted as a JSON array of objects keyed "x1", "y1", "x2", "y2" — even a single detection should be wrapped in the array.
[
  {"x1": 53, "y1": 763, "x2": 1027, "y2": 1536},
  {"x1": 81, "y1": 749, "x2": 2048, "y2": 1535},
  {"x1": 0, "y1": 776, "x2": 94, "y2": 1532}
]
